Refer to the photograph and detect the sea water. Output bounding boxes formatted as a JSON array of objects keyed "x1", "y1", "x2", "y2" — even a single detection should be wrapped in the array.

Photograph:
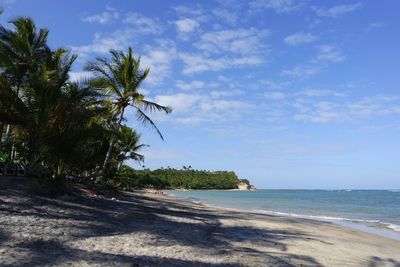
[{"x1": 168, "y1": 189, "x2": 400, "y2": 241}]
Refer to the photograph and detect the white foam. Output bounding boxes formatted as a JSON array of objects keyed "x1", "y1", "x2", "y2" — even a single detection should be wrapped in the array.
[
  {"x1": 252, "y1": 209, "x2": 400, "y2": 233},
  {"x1": 168, "y1": 192, "x2": 400, "y2": 234},
  {"x1": 386, "y1": 223, "x2": 400, "y2": 232}
]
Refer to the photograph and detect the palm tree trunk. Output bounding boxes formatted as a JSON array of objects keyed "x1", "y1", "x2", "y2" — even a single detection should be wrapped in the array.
[
  {"x1": 0, "y1": 123, "x2": 4, "y2": 144},
  {"x1": 117, "y1": 152, "x2": 127, "y2": 172},
  {"x1": 99, "y1": 107, "x2": 125, "y2": 175},
  {"x1": 4, "y1": 125, "x2": 11, "y2": 142}
]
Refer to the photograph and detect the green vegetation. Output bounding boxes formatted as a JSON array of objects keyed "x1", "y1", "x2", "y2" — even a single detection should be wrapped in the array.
[
  {"x1": 0, "y1": 14, "x2": 251, "y2": 191},
  {"x1": 117, "y1": 165, "x2": 243, "y2": 189},
  {"x1": 0, "y1": 16, "x2": 169, "y2": 184}
]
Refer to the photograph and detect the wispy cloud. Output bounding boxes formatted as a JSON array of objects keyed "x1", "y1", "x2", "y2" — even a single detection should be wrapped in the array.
[
  {"x1": 81, "y1": 6, "x2": 119, "y2": 24},
  {"x1": 315, "y1": 45, "x2": 345, "y2": 63},
  {"x1": 293, "y1": 95, "x2": 400, "y2": 123},
  {"x1": 180, "y1": 53, "x2": 263, "y2": 75},
  {"x1": 210, "y1": 89, "x2": 244, "y2": 98},
  {"x1": 264, "y1": 91, "x2": 287, "y2": 100},
  {"x1": 264, "y1": 89, "x2": 346, "y2": 101},
  {"x1": 123, "y1": 13, "x2": 162, "y2": 34},
  {"x1": 364, "y1": 22, "x2": 384, "y2": 31},
  {"x1": 176, "y1": 80, "x2": 206, "y2": 91},
  {"x1": 174, "y1": 4, "x2": 206, "y2": 17},
  {"x1": 312, "y1": 3, "x2": 362, "y2": 18},
  {"x1": 297, "y1": 89, "x2": 346, "y2": 98},
  {"x1": 283, "y1": 32, "x2": 317, "y2": 46},
  {"x1": 212, "y1": 8, "x2": 238, "y2": 25},
  {"x1": 281, "y1": 64, "x2": 320, "y2": 78},
  {"x1": 249, "y1": 0, "x2": 301, "y2": 14},
  {"x1": 155, "y1": 93, "x2": 202, "y2": 114},
  {"x1": 261, "y1": 79, "x2": 291, "y2": 89},
  {"x1": 141, "y1": 40, "x2": 177, "y2": 85},
  {"x1": 281, "y1": 45, "x2": 345, "y2": 79},
  {"x1": 195, "y1": 28, "x2": 269, "y2": 55},
  {"x1": 71, "y1": 29, "x2": 135, "y2": 58},
  {"x1": 153, "y1": 91, "x2": 252, "y2": 125},
  {"x1": 173, "y1": 18, "x2": 200, "y2": 40},
  {"x1": 174, "y1": 18, "x2": 200, "y2": 33},
  {"x1": 71, "y1": 13, "x2": 162, "y2": 59}
]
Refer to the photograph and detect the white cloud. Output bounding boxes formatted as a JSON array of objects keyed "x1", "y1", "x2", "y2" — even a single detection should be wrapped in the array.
[
  {"x1": 153, "y1": 91, "x2": 251, "y2": 125},
  {"x1": 250, "y1": 0, "x2": 301, "y2": 14},
  {"x1": 280, "y1": 45, "x2": 345, "y2": 79},
  {"x1": 293, "y1": 95, "x2": 400, "y2": 123},
  {"x1": 293, "y1": 100, "x2": 345, "y2": 123},
  {"x1": 297, "y1": 89, "x2": 346, "y2": 98},
  {"x1": 281, "y1": 64, "x2": 320, "y2": 78},
  {"x1": 210, "y1": 89, "x2": 244, "y2": 98},
  {"x1": 180, "y1": 53, "x2": 263, "y2": 75},
  {"x1": 365, "y1": 22, "x2": 384, "y2": 31},
  {"x1": 263, "y1": 89, "x2": 346, "y2": 102},
  {"x1": 261, "y1": 79, "x2": 290, "y2": 89},
  {"x1": 174, "y1": 5, "x2": 205, "y2": 17},
  {"x1": 82, "y1": 6, "x2": 119, "y2": 24},
  {"x1": 71, "y1": 30, "x2": 134, "y2": 58},
  {"x1": 141, "y1": 41, "x2": 177, "y2": 85},
  {"x1": 174, "y1": 18, "x2": 200, "y2": 33},
  {"x1": 176, "y1": 80, "x2": 206, "y2": 90},
  {"x1": 212, "y1": 8, "x2": 238, "y2": 25},
  {"x1": 123, "y1": 13, "x2": 162, "y2": 34},
  {"x1": 195, "y1": 28, "x2": 269, "y2": 55},
  {"x1": 155, "y1": 93, "x2": 201, "y2": 114},
  {"x1": 200, "y1": 99, "x2": 249, "y2": 112},
  {"x1": 283, "y1": 32, "x2": 317, "y2": 46},
  {"x1": 264, "y1": 91, "x2": 287, "y2": 100},
  {"x1": 312, "y1": 3, "x2": 362, "y2": 18},
  {"x1": 71, "y1": 23, "x2": 162, "y2": 60},
  {"x1": 315, "y1": 45, "x2": 345, "y2": 63}
]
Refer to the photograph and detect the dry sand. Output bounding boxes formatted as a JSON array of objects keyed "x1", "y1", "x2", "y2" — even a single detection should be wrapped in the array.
[{"x1": 1, "y1": 177, "x2": 400, "y2": 267}]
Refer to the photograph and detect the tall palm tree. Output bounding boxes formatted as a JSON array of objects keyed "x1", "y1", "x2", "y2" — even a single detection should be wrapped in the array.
[
  {"x1": 0, "y1": 47, "x2": 77, "y2": 164},
  {"x1": 0, "y1": 17, "x2": 51, "y2": 158},
  {"x1": 85, "y1": 47, "x2": 171, "y2": 174},
  {"x1": 116, "y1": 125, "x2": 148, "y2": 171}
]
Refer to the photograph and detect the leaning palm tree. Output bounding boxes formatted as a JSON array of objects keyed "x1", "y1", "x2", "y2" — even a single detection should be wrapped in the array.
[{"x1": 85, "y1": 47, "x2": 172, "y2": 175}]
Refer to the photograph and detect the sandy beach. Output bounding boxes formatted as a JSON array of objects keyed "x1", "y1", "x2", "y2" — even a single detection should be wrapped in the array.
[{"x1": 1, "y1": 178, "x2": 400, "y2": 267}]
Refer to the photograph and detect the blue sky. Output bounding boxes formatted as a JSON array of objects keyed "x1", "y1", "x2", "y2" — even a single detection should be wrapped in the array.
[{"x1": 1, "y1": 0, "x2": 400, "y2": 189}]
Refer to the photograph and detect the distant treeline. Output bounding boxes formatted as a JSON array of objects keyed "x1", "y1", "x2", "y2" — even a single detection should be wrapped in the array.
[{"x1": 117, "y1": 166, "x2": 248, "y2": 189}]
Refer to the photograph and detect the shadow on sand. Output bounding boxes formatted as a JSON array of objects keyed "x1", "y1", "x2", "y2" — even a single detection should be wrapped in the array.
[{"x1": 0, "y1": 177, "x2": 333, "y2": 266}]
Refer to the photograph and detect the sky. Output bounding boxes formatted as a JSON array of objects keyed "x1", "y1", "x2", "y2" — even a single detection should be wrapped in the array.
[{"x1": 1, "y1": 0, "x2": 399, "y2": 189}]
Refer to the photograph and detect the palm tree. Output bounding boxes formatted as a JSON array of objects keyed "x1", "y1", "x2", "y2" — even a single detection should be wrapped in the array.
[
  {"x1": 0, "y1": 17, "x2": 51, "y2": 158},
  {"x1": 0, "y1": 17, "x2": 81, "y2": 166},
  {"x1": 85, "y1": 47, "x2": 171, "y2": 175},
  {"x1": 116, "y1": 125, "x2": 148, "y2": 171},
  {"x1": 44, "y1": 82, "x2": 106, "y2": 176}
]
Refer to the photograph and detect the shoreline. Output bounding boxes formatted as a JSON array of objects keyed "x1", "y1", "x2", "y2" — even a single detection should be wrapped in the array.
[
  {"x1": 1, "y1": 182, "x2": 400, "y2": 266},
  {"x1": 166, "y1": 190, "x2": 400, "y2": 242}
]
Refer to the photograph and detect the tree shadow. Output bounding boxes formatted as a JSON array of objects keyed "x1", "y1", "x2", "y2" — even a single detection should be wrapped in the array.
[
  {"x1": 367, "y1": 256, "x2": 400, "y2": 267},
  {"x1": 0, "y1": 180, "x2": 325, "y2": 266}
]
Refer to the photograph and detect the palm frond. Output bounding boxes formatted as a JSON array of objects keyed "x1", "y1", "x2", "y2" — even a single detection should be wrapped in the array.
[
  {"x1": 135, "y1": 108, "x2": 165, "y2": 141},
  {"x1": 139, "y1": 99, "x2": 172, "y2": 114}
]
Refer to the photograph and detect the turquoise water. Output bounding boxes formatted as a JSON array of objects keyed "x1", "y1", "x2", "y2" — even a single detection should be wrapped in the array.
[{"x1": 169, "y1": 189, "x2": 400, "y2": 239}]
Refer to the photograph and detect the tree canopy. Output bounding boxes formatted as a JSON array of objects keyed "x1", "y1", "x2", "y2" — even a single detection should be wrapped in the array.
[{"x1": 0, "y1": 16, "x2": 169, "y2": 183}]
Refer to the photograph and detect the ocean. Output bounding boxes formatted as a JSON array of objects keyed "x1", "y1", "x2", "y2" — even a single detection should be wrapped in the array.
[{"x1": 168, "y1": 189, "x2": 400, "y2": 241}]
